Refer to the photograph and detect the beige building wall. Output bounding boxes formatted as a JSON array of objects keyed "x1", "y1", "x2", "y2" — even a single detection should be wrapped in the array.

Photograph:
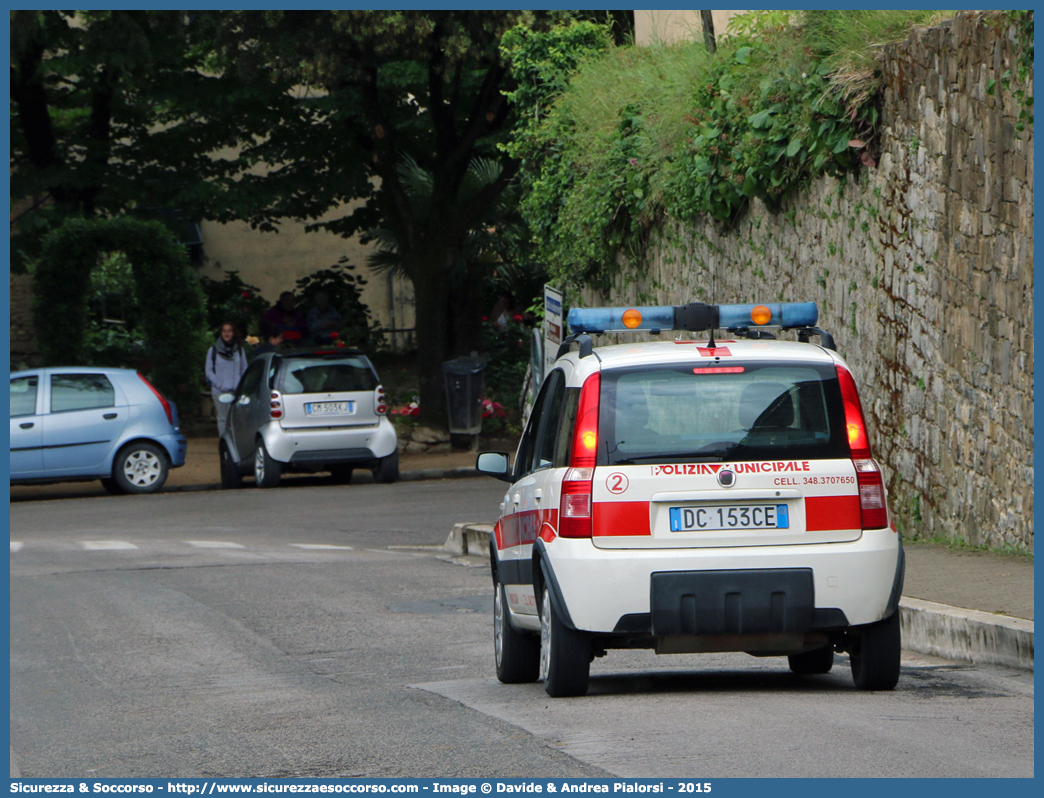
[
  {"x1": 634, "y1": 10, "x2": 745, "y2": 45},
  {"x1": 198, "y1": 203, "x2": 416, "y2": 351}
]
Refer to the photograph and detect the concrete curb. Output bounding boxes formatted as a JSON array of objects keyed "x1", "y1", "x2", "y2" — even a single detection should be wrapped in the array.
[
  {"x1": 443, "y1": 524, "x2": 1035, "y2": 672},
  {"x1": 164, "y1": 466, "x2": 480, "y2": 494},
  {"x1": 900, "y1": 597, "x2": 1034, "y2": 671}
]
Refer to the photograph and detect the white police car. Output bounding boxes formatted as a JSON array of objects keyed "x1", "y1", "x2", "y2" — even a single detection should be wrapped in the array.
[{"x1": 477, "y1": 302, "x2": 903, "y2": 697}]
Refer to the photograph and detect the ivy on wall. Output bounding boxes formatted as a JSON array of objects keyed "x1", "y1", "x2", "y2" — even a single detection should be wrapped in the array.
[{"x1": 34, "y1": 216, "x2": 206, "y2": 409}]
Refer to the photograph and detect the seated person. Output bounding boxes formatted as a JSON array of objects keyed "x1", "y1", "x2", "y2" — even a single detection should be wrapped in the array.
[
  {"x1": 263, "y1": 291, "x2": 307, "y2": 342},
  {"x1": 251, "y1": 320, "x2": 284, "y2": 360}
]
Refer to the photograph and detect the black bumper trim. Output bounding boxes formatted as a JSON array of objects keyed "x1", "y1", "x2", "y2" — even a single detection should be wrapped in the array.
[
  {"x1": 651, "y1": 568, "x2": 816, "y2": 636},
  {"x1": 288, "y1": 447, "x2": 375, "y2": 464}
]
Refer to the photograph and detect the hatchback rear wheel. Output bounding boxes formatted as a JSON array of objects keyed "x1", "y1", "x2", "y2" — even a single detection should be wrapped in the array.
[
  {"x1": 540, "y1": 586, "x2": 591, "y2": 697},
  {"x1": 850, "y1": 611, "x2": 901, "y2": 690},
  {"x1": 112, "y1": 442, "x2": 169, "y2": 494}
]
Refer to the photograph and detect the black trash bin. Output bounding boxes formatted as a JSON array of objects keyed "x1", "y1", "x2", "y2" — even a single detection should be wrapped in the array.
[{"x1": 442, "y1": 356, "x2": 487, "y2": 435}]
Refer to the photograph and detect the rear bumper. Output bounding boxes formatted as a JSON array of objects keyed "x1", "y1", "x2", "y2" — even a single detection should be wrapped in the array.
[
  {"x1": 261, "y1": 417, "x2": 397, "y2": 464},
  {"x1": 542, "y1": 526, "x2": 901, "y2": 632},
  {"x1": 153, "y1": 433, "x2": 187, "y2": 468}
]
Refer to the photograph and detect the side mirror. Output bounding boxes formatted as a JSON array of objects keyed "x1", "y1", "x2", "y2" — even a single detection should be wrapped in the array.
[
  {"x1": 476, "y1": 451, "x2": 513, "y2": 482},
  {"x1": 218, "y1": 393, "x2": 235, "y2": 404}
]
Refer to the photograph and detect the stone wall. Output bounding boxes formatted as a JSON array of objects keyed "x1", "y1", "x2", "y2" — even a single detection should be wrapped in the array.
[{"x1": 585, "y1": 13, "x2": 1033, "y2": 551}]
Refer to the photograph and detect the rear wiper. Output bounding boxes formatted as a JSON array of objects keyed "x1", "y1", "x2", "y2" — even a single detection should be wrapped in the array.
[{"x1": 612, "y1": 442, "x2": 742, "y2": 465}]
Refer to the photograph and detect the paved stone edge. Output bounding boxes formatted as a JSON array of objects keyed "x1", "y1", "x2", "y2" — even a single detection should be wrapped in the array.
[{"x1": 900, "y1": 597, "x2": 1034, "y2": 671}]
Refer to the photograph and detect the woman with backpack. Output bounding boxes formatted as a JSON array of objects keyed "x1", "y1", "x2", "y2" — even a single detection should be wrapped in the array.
[{"x1": 205, "y1": 322, "x2": 248, "y2": 437}]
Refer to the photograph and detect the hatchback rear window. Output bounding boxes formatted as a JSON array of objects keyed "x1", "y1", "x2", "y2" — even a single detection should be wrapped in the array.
[
  {"x1": 598, "y1": 361, "x2": 849, "y2": 465},
  {"x1": 277, "y1": 357, "x2": 377, "y2": 395}
]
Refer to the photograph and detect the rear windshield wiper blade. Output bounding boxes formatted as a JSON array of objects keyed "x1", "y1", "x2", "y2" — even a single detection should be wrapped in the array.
[{"x1": 611, "y1": 443, "x2": 743, "y2": 465}]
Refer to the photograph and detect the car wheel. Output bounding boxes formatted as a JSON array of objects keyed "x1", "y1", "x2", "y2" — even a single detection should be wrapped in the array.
[
  {"x1": 100, "y1": 477, "x2": 123, "y2": 495},
  {"x1": 112, "y1": 442, "x2": 169, "y2": 495},
  {"x1": 254, "y1": 439, "x2": 282, "y2": 488},
  {"x1": 540, "y1": 585, "x2": 590, "y2": 697},
  {"x1": 494, "y1": 574, "x2": 540, "y2": 684},
  {"x1": 329, "y1": 465, "x2": 353, "y2": 484},
  {"x1": 372, "y1": 450, "x2": 399, "y2": 484},
  {"x1": 220, "y1": 442, "x2": 243, "y2": 489},
  {"x1": 788, "y1": 645, "x2": 835, "y2": 675},
  {"x1": 850, "y1": 610, "x2": 901, "y2": 690}
]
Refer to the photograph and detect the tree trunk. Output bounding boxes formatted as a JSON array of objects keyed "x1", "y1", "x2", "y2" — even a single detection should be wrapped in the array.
[
  {"x1": 409, "y1": 253, "x2": 451, "y2": 427},
  {"x1": 700, "y1": 11, "x2": 717, "y2": 54},
  {"x1": 450, "y1": 264, "x2": 485, "y2": 357}
]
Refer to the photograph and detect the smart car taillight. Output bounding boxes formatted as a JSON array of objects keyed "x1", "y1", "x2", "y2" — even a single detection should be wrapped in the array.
[
  {"x1": 270, "y1": 390, "x2": 283, "y2": 420},
  {"x1": 836, "y1": 365, "x2": 889, "y2": 530},
  {"x1": 375, "y1": 384, "x2": 387, "y2": 415},
  {"x1": 138, "y1": 373, "x2": 173, "y2": 426},
  {"x1": 559, "y1": 467, "x2": 594, "y2": 538}
]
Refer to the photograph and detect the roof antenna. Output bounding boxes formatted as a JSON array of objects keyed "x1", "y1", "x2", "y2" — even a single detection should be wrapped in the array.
[{"x1": 706, "y1": 324, "x2": 716, "y2": 350}]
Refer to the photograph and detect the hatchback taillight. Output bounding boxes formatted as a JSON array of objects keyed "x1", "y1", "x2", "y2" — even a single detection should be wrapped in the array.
[
  {"x1": 836, "y1": 365, "x2": 890, "y2": 530},
  {"x1": 138, "y1": 373, "x2": 173, "y2": 426},
  {"x1": 375, "y1": 384, "x2": 387, "y2": 415},
  {"x1": 855, "y1": 458, "x2": 889, "y2": 529},
  {"x1": 559, "y1": 467, "x2": 594, "y2": 538}
]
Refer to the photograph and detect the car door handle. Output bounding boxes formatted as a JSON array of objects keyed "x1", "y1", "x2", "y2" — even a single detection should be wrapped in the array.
[
  {"x1": 512, "y1": 493, "x2": 520, "y2": 508},
  {"x1": 103, "y1": 413, "x2": 118, "y2": 420},
  {"x1": 19, "y1": 422, "x2": 33, "y2": 429},
  {"x1": 534, "y1": 489, "x2": 543, "y2": 503}
]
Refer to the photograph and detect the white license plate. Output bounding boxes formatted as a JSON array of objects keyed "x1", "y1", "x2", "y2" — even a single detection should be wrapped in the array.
[
  {"x1": 306, "y1": 401, "x2": 355, "y2": 415},
  {"x1": 669, "y1": 504, "x2": 789, "y2": 532}
]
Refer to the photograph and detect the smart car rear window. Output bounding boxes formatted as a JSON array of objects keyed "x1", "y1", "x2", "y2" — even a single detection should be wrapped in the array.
[
  {"x1": 278, "y1": 357, "x2": 377, "y2": 394},
  {"x1": 598, "y1": 361, "x2": 848, "y2": 465}
]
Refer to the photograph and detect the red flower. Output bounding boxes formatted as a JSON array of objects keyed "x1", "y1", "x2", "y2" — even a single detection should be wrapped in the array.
[
  {"x1": 330, "y1": 332, "x2": 340, "y2": 339},
  {"x1": 335, "y1": 340, "x2": 346, "y2": 348},
  {"x1": 513, "y1": 314, "x2": 523, "y2": 322},
  {"x1": 283, "y1": 330, "x2": 302, "y2": 341},
  {"x1": 241, "y1": 291, "x2": 250, "y2": 298},
  {"x1": 481, "y1": 316, "x2": 488, "y2": 322}
]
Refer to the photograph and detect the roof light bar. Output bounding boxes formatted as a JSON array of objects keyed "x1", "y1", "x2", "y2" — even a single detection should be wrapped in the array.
[{"x1": 567, "y1": 301, "x2": 818, "y2": 334}]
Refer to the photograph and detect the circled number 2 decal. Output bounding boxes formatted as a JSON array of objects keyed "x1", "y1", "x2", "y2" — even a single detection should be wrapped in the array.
[{"x1": 606, "y1": 472, "x2": 629, "y2": 494}]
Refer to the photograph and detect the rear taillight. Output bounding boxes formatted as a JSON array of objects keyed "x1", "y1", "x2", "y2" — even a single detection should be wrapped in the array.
[
  {"x1": 559, "y1": 467, "x2": 594, "y2": 538},
  {"x1": 558, "y1": 373, "x2": 601, "y2": 538},
  {"x1": 855, "y1": 458, "x2": 889, "y2": 529},
  {"x1": 138, "y1": 373, "x2": 173, "y2": 426},
  {"x1": 375, "y1": 384, "x2": 387, "y2": 415},
  {"x1": 835, "y1": 365, "x2": 871, "y2": 460},
  {"x1": 836, "y1": 365, "x2": 889, "y2": 529},
  {"x1": 270, "y1": 391, "x2": 283, "y2": 419},
  {"x1": 569, "y1": 372, "x2": 601, "y2": 468}
]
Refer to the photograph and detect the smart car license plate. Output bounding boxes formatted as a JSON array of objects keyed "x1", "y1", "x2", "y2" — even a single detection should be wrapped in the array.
[
  {"x1": 669, "y1": 504, "x2": 789, "y2": 532},
  {"x1": 306, "y1": 401, "x2": 355, "y2": 415}
]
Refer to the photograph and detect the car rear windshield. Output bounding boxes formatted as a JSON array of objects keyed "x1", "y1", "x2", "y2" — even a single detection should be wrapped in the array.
[
  {"x1": 276, "y1": 356, "x2": 377, "y2": 395},
  {"x1": 598, "y1": 361, "x2": 849, "y2": 465}
]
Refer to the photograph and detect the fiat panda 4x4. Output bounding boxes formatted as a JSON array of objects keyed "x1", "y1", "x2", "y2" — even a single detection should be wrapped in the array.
[{"x1": 477, "y1": 302, "x2": 904, "y2": 697}]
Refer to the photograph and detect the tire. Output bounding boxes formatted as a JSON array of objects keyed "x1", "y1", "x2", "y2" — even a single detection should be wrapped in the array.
[
  {"x1": 850, "y1": 611, "x2": 901, "y2": 690},
  {"x1": 112, "y1": 442, "x2": 169, "y2": 495},
  {"x1": 220, "y1": 442, "x2": 243, "y2": 489},
  {"x1": 254, "y1": 439, "x2": 282, "y2": 488},
  {"x1": 329, "y1": 465, "x2": 353, "y2": 484},
  {"x1": 372, "y1": 450, "x2": 399, "y2": 484},
  {"x1": 100, "y1": 477, "x2": 123, "y2": 495},
  {"x1": 494, "y1": 575, "x2": 540, "y2": 684},
  {"x1": 788, "y1": 645, "x2": 835, "y2": 675},
  {"x1": 540, "y1": 585, "x2": 591, "y2": 697}
]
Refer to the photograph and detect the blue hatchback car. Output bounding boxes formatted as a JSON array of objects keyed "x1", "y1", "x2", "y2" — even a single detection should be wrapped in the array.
[{"x1": 10, "y1": 367, "x2": 187, "y2": 494}]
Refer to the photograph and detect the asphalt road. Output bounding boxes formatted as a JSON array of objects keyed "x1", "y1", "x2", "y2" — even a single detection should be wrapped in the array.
[{"x1": 9, "y1": 478, "x2": 1035, "y2": 778}]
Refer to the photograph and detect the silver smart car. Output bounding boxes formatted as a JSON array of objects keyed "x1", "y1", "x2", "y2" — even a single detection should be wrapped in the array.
[{"x1": 218, "y1": 348, "x2": 398, "y2": 488}]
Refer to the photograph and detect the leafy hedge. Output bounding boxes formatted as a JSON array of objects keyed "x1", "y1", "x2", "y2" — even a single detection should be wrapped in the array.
[
  {"x1": 502, "y1": 13, "x2": 940, "y2": 292},
  {"x1": 34, "y1": 216, "x2": 206, "y2": 409}
]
